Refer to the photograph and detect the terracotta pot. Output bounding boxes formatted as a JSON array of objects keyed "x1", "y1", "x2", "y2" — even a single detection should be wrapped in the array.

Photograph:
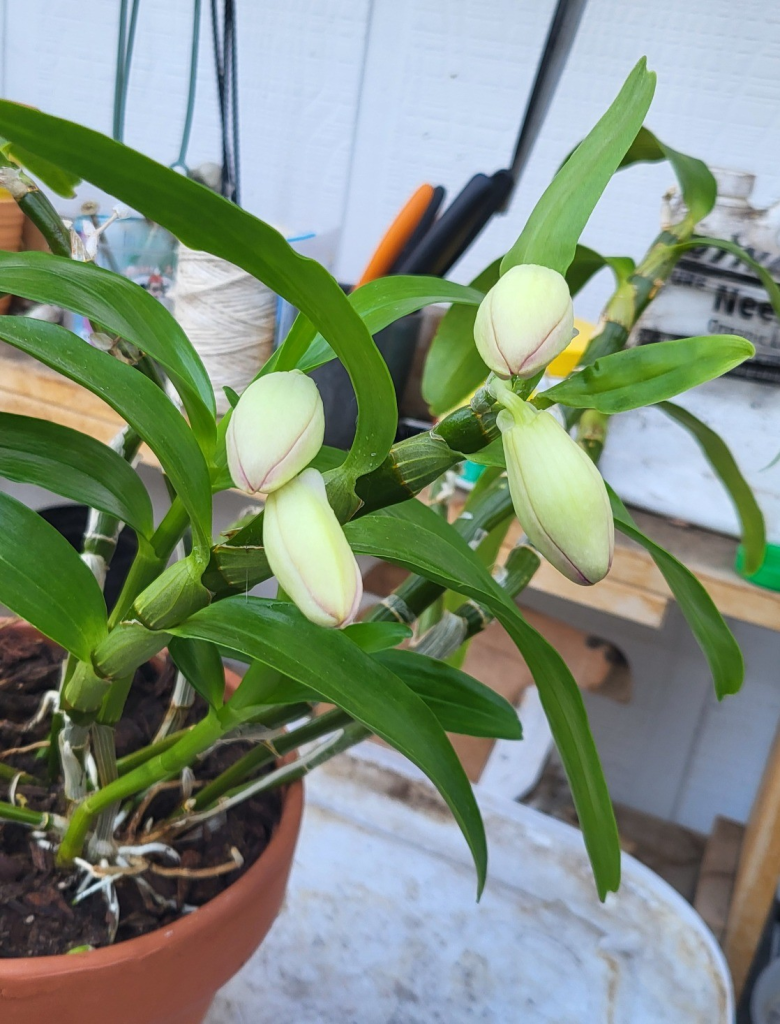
[
  {"x1": 0, "y1": 624, "x2": 304, "y2": 1024},
  {"x1": 0, "y1": 191, "x2": 25, "y2": 314}
]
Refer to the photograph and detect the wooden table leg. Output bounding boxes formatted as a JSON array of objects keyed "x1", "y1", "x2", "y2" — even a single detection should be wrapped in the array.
[{"x1": 724, "y1": 722, "x2": 780, "y2": 996}]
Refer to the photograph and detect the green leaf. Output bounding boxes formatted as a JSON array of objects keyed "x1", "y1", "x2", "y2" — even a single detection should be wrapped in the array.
[
  {"x1": 617, "y1": 124, "x2": 664, "y2": 167},
  {"x1": 565, "y1": 245, "x2": 636, "y2": 297},
  {"x1": 617, "y1": 127, "x2": 717, "y2": 223},
  {"x1": 0, "y1": 137, "x2": 80, "y2": 197},
  {"x1": 0, "y1": 252, "x2": 215, "y2": 450},
  {"x1": 566, "y1": 245, "x2": 608, "y2": 296},
  {"x1": 0, "y1": 104, "x2": 396, "y2": 486},
  {"x1": 310, "y1": 445, "x2": 349, "y2": 473},
  {"x1": 501, "y1": 58, "x2": 656, "y2": 275},
  {"x1": 672, "y1": 237, "x2": 780, "y2": 319},
  {"x1": 227, "y1": 642, "x2": 520, "y2": 741},
  {"x1": 226, "y1": 644, "x2": 518, "y2": 742},
  {"x1": 168, "y1": 637, "x2": 225, "y2": 707},
  {"x1": 343, "y1": 621, "x2": 413, "y2": 653},
  {"x1": 376, "y1": 648, "x2": 521, "y2": 740},
  {"x1": 421, "y1": 260, "x2": 500, "y2": 417},
  {"x1": 0, "y1": 317, "x2": 212, "y2": 555},
  {"x1": 227, "y1": 663, "x2": 317, "y2": 706},
  {"x1": 268, "y1": 275, "x2": 484, "y2": 378},
  {"x1": 0, "y1": 491, "x2": 107, "y2": 659},
  {"x1": 173, "y1": 597, "x2": 487, "y2": 894},
  {"x1": 0, "y1": 412, "x2": 153, "y2": 538},
  {"x1": 466, "y1": 437, "x2": 506, "y2": 469},
  {"x1": 223, "y1": 386, "x2": 240, "y2": 409},
  {"x1": 345, "y1": 500, "x2": 620, "y2": 899},
  {"x1": 654, "y1": 141, "x2": 716, "y2": 223},
  {"x1": 608, "y1": 487, "x2": 743, "y2": 698},
  {"x1": 442, "y1": 483, "x2": 514, "y2": 662},
  {"x1": 539, "y1": 335, "x2": 755, "y2": 413},
  {"x1": 471, "y1": 516, "x2": 513, "y2": 575},
  {"x1": 659, "y1": 402, "x2": 766, "y2": 574}
]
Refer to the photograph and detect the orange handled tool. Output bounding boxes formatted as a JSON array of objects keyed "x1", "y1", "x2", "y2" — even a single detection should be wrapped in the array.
[{"x1": 355, "y1": 183, "x2": 435, "y2": 287}]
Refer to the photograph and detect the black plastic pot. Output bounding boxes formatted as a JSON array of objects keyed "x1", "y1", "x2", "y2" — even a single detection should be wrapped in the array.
[
  {"x1": 38, "y1": 505, "x2": 138, "y2": 613},
  {"x1": 311, "y1": 312, "x2": 423, "y2": 450}
]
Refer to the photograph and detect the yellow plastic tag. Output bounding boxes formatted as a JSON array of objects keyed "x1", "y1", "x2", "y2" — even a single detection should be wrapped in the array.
[{"x1": 545, "y1": 319, "x2": 596, "y2": 378}]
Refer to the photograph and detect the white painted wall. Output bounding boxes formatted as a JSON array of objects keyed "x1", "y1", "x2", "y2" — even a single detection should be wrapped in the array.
[
  {"x1": 3, "y1": 0, "x2": 780, "y2": 311},
  {"x1": 520, "y1": 588, "x2": 780, "y2": 836},
  {"x1": 339, "y1": 0, "x2": 780, "y2": 315},
  {"x1": 2, "y1": 0, "x2": 780, "y2": 833},
  {"x1": 0, "y1": 0, "x2": 372, "y2": 239}
]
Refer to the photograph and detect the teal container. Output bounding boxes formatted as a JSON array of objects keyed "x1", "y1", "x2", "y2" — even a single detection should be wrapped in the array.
[
  {"x1": 459, "y1": 460, "x2": 486, "y2": 488},
  {"x1": 71, "y1": 215, "x2": 177, "y2": 341}
]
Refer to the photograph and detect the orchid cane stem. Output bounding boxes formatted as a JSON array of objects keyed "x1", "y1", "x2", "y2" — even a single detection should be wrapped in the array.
[
  {"x1": 0, "y1": 153, "x2": 71, "y2": 257},
  {"x1": 41, "y1": 161, "x2": 700, "y2": 864}
]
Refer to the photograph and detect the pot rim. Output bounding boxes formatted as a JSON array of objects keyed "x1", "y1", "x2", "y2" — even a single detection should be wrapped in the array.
[{"x1": 0, "y1": 617, "x2": 304, "y2": 976}]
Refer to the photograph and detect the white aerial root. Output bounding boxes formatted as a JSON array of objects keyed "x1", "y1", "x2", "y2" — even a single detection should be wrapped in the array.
[
  {"x1": 117, "y1": 841, "x2": 180, "y2": 862},
  {"x1": 31, "y1": 831, "x2": 57, "y2": 852},
  {"x1": 23, "y1": 689, "x2": 59, "y2": 731},
  {"x1": 72, "y1": 206, "x2": 127, "y2": 262},
  {"x1": 70, "y1": 856, "x2": 123, "y2": 939},
  {"x1": 7, "y1": 772, "x2": 23, "y2": 807},
  {"x1": 113, "y1": 806, "x2": 130, "y2": 831},
  {"x1": 181, "y1": 766, "x2": 195, "y2": 802},
  {"x1": 72, "y1": 840, "x2": 182, "y2": 916},
  {"x1": 72, "y1": 859, "x2": 122, "y2": 905},
  {"x1": 68, "y1": 837, "x2": 244, "y2": 927},
  {"x1": 29, "y1": 813, "x2": 69, "y2": 843}
]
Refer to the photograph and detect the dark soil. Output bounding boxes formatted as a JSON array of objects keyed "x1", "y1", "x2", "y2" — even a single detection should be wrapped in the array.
[{"x1": 0, "y1": 624, "x2": 282, "y2": 958}]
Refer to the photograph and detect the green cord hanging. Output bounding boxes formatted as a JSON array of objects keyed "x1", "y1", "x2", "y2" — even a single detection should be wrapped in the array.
[
  {"x1": 172, "y1": 0, "x2": 203, "y2": 174},
  {"x1": 112, "y1": 0, "x2": 141, "y2": 143},
  {"x1": 112, "y1": 0, "x2": 202, "y2": 175}
]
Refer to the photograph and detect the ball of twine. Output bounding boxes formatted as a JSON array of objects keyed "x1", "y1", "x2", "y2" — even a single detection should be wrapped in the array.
[{"x1": 172, "y1": 245, "x2": 276, "y2": 414}]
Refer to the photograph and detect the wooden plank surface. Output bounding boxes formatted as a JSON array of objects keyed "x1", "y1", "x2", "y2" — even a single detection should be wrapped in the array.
[
  {"x1": 530, "y1": 557, "x2": 669, "y2": 629},
  {"x1": 451, "y1": 494, "x2": 780, "y2": 633},
  {"x1": 724, "y1": 724, "x2": 780, "y2": 996},
  {"x1": 694, "y1": 816, "x2": 744, "y2": 946},
  {"x1": 0, "y1": 346, "x2": 160, "y2": 466}
]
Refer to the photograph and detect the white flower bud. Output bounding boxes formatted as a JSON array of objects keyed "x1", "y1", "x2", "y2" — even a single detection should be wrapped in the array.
[
  {"x1": 263, "y1": 468, "x2": 362, "y2": 628},
  {"x1": 474, "y1": 264, "x2": 575, "y2": 378},
  {"x1": 493, "y1": 384, "x2": 613, "y2": 585},
  {"x1": 227, "y1": 370, "x2": 324, "y2": 495}
]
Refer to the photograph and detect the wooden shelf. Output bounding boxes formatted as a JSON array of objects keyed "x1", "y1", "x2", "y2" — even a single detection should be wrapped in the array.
[
  {"x1": 3, "y1": 344, "x2": 779, "y2": 632},
  {"x1": 0, "y1": 343, "x2": 160, "y2": 469},
  {"x1": 529, "y1": 509, "x2": 780, "y2": 632},
  {"x1": 451, "y1": 484, "x2": 780, "y2": 632}
]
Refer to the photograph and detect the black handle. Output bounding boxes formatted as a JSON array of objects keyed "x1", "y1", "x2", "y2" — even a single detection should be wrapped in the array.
[
  {"x1": 388, "y1": 185, "x2": 446, "y2": 275},
  {"x1": 395, "y1": 171, "x2": 514, "y2": 277}
]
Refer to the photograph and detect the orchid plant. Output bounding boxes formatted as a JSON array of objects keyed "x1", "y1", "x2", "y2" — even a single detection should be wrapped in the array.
[{"x1": 0, "y1": 58, "x2": 771, "y2": 923}]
